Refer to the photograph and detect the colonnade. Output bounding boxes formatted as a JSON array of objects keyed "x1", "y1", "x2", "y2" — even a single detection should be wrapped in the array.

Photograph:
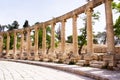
[{"x1": 0, "y1": 0, "x2": 115, "y2": 66}]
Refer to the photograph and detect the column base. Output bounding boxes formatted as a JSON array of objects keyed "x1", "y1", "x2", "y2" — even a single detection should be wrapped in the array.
[
  {"x1": 48, "y1": 52, "x2": 56, "y2": 62},
  {"x1": 103, "y1": 54, "x2": 116, "y2": 68},
  {"x1": 34, "y1": 55, "x2": 40, "y2": 61}
]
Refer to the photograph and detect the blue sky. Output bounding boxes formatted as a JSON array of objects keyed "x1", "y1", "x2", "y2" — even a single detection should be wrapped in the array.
[
  {"x1": 0, "y1": 0, "x2": 119, "y2": 38},
  {"x1": 0, "y1": 0, "x2": 86, "y2": 26}
]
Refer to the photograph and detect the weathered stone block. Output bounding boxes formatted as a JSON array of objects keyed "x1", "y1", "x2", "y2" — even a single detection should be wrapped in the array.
[
  {"x1": 103, "y1": 55, "x2": 114, "y2": 61},
  {"x1": 84, "y1": 54, "x2": 92, "y2": 61},
  {"x1": 76, "y1": 60, "x2": 89, "y2": 66},
  {"x1": 90, "y1": 61, "x2": 107, "y2": 68},
  {"x1": 117, "y1": 64, "x2": 120, "y2": 68}
]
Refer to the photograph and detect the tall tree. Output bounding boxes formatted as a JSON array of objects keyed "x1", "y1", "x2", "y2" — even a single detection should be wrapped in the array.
[
  {"x1": 6, "y1": 21, "x2": 19, "y2": 31},
  {"x1": 112, "y1": 1, "x2": 120, "y2": 45},
  {"x1": 56, "y1": 24, "x2": 61, "y2": 41},
  {"x1": 23, "y1": 20, "x2": 30, "y2": 28},
  {"x1": 95, "y1": 31, "x2": 107, "y2": 44},
  {"x1": 78, "y1": 11, "x2": 100, "y2": 54}
]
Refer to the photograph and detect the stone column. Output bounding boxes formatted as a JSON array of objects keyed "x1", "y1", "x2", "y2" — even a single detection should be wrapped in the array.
[
  {"x1": 34, "y1": 26, "x2": 39, "y2": 60},
  {"x1": 49, "y1": 22, "x2": 56, "y2": 60},
  {"x1": 61, "y1": 19, "x2": 66, "y2": 59},
  {"x1": 105, "y1": 0, "x2": 115, "y2": 54},
  {"x1": 72, "y1": 14, "x2": 79, "y2": 59},
  {"x1": 27, "y1": 29, "x2": 31, "y2": 60},
  {"x1": 42, "y1": 24, "x2": 46, "y2": 59},
  {"x1": 6, "y1": 32, "x2": 10, "y2": 58},
  {"x1": 86, "y1": 7, "x2": 93, "y2": 55},
  {"x1": 104, "y1": 0, "x2": 115, "y2": 67},
  {"x1": 20, "y1": 30, "x2": 24, "y2": 59},
  {"x1": 13, "y1": 31, "x2": 17, "y2": 59},
  {"x1": 0, "y1": 34, "x2": 3, "y2": 57}
]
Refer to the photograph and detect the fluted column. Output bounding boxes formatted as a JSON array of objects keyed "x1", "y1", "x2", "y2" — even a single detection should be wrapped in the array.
[
  {"x1": 27, "y1": 29, "x2": 31, "y2": 59},
  {"x1": 42, "y1": 24, "x2": 46, "y2": 58},
  {"x1": 0, "y1": 34, "x2": 3, "y2": 57},
  {"x1": 105, "y1": 0, "x2": 115, "y2": 54},
  {"x1": 6, "y1": 32, "x2": 10, "y2": 57},
  {"x1": 61, "y1": 19, "x2": 66, "y2": 58},
  {"x1": 72, "y1": 14, "x2": 79, "y2": 58},
  {"x1": 34, "y1": 26, "x2": 39, "y2": 60},
  {"x1": 13, "y1": 31, "x2": 17, "y2": 59},
  {"x1": 20, "y1": 30, "x2": 24, "y2": 59},
  {"x1": 86, "y1": 7, "x2": 93, "y2": 54}
]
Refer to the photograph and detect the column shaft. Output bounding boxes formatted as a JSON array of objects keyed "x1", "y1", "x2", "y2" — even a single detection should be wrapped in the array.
[
  {"x1": 13, "y1": 31, "x2": 17, "y2": 59},
  {"x1": 51, "y1": 23, "x2": 55, "y2": 54},
  {"x1": 34, "y1": 27, "x2": 39, "y2": 60},
  {"x1": 105, "y1": 0, "x2": 115, "y2": 54},
  {"x1": 86, "y1": 8, "x2": 93, "y2": 54},
  {"x1": 6, "y1": 32, "x2": 10, "y2": 57},
  {"x1": 20, "y1": 31, "x2": 24, "y2": 59},
  {"x1": 72, "y1": 15, "x2": 79, "y2": 57},
  {"x1": 103, "y1": 0, "x2": 115, "y2": 67},
  {"x1": 27, "y1": 29, "x2": 31, "y2": 59},
  {"x1": 61, "y1": 19, "x2": 66, "y2": 57},
  {"x1": 42, "y1": 24, "x2": 46, "y2": 58},
  {"x1": 0, "y1": 35, "x2": 3, "y2": 57}
]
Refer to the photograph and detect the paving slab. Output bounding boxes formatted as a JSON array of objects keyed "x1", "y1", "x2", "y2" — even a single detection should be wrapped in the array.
[
  {"x1": 0, "y1": 60, "x2": 93, "y2": 80},
  {"x1": 5, "y1": 59, "x2": 120, "y2": 80}
]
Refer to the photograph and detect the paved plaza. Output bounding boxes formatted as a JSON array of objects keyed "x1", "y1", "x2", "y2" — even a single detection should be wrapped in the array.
[
  {"x1": 0, "y1": 61, "x2": 94, "y2": 80},
  {"x1": 5, "y1": 60, "x2": 120, "y2": 80}
]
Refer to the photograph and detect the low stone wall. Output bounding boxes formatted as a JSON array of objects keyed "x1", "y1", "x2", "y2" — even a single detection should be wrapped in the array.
[{"x1": 94, "y1": 46, "x2": 120, "y2": 54}]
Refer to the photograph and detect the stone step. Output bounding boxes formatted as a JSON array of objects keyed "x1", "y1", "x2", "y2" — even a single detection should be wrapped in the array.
[
  {"x1": 113, "y1": 67, "x2": 120, "y2": 71},
  {"x1": 117, "y1": 64, "x2": 120, "y2": 68},
  {"x1": 53, "y1": 59, "x2": 59, "y2": 63},
  {"x1": 63, "y1": 59, "x2": 70, "y2": 64},
  {"x1": 76, "y1": 60, "x2": 89, "y2": 66},
  {"x1": 90, "y1": 63, "x2": 103, "y2": 68},
  {"x1": 118, "y1": 61, "x2": 120, "y2": 64},
  {"x1": 90, "y1": 61, "x2": 107, "y2": 68},
  {"x1": 43, "y1": 58, "x2": 49, "y2": 62}
]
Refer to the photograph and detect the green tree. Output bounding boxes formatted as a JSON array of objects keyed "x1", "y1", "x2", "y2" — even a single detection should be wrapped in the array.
[
  {"x1": 112, "y1": 1, "x2": 120, "y2": 45},
  {"x1": 6, "y1": 21, "x2": 19, "y2": 31},
  {"x1": 23, "y1": 20, "x2": 30, "y2": 28},
  {"x1": 37, "y1": 26, "x2": 59, "y2": 54},
  {"x1": 56, "y1": 25, "x2": 61, "y2": 41},
  {"x1": 78, "y1": 11, "x2": 100, "y2": 54},
  {"x1": 67, "y1": 35, "x2": 72, "y2": 43},
  {"x1": 112, "y1": 1, "x2": 120, "y2": 13}
]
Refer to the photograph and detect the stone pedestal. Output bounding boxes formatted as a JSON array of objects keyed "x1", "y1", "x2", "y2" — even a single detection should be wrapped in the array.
[{"x1": 103, "y1": 54, "x2": 116, "y2": 67}]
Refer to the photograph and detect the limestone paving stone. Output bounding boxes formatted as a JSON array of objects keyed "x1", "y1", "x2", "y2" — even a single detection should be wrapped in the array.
[
  {"x1": 12, "y1": 60, "x2": 120, "y2": 80},
  {"x1": 0, "y1": 60, "x2": 93, "y2": 80}
]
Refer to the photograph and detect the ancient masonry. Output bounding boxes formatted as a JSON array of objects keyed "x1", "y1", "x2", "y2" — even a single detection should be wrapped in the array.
[{"x1": 0, "y1": 0, "x2": 119, "y2": 69}]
